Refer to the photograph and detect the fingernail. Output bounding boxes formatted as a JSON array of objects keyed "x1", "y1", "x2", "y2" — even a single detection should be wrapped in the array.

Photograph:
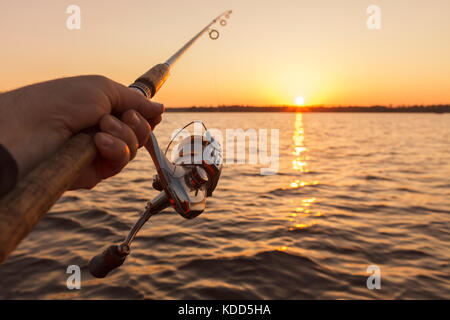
[
  {"x1": 108, "y1": 116, "x2": 122, "y2": 133},
  {"x1": 99, "y1": 133, "x2": 114, "y2": 148},
  {"x1": 130, "y1": 110, "x2": 140, "y2": 125}
]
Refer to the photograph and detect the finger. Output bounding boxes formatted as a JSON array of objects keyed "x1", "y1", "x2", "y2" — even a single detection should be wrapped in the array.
[
  {"x1": 104, "y1": 80, "x2": 164, "y2": 119},
  {"x1": 135, "y1": 99, "x2": 164, "y2": 122},
  {"x1": 99, "y1": 114, "x2": 139, "y2": 160},
  {"x1": 70, "y1": 132, "x2": 131, "y2": 190},
  {"x1": 120, "y1": 109, "x2": 151, "y2": 147},
  {"x1": 149, "y1": 114, "x2": 162, "y2": 130},
  {"x1": 94, "y1": 132, "x2": 130, "y2": 180}
]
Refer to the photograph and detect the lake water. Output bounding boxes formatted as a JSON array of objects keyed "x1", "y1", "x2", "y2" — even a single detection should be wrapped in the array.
[{"x1": 0, "y1": 112, "x2": 449, "y2": 299}]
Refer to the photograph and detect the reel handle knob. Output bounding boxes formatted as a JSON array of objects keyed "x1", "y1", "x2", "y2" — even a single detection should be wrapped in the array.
[{"x1": 89, "y1": 244, "x2": 129, "y2": 278}]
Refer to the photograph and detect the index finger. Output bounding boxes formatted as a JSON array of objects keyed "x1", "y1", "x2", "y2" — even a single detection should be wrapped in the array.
[{"x1": 105, "y1": 79, "x2": 164, "y2": 120}]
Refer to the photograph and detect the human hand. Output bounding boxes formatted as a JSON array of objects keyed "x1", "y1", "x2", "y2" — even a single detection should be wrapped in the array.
[{"x1": 0, "y1": 75, "x2": 164, "y2": 189}]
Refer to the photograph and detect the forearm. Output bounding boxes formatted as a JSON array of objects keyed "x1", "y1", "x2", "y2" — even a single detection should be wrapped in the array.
[
  {"x1": 0, "y1": 87, "x2": 47, "y2": 180},
  {"x1": 0, "y1": 91, "x2": 19, "y2": 195}
]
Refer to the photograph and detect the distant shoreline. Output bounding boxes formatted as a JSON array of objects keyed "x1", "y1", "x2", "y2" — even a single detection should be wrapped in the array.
[{"x1": 165, "y1": 105, "x2": 450, "y2": 113}]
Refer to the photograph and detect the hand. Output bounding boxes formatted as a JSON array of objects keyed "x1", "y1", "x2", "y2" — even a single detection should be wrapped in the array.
[{"x1": 0, "y1": 75, "x2": 164, "y2": 189}]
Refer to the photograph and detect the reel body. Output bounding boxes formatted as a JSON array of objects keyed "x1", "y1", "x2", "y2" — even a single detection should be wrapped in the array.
[
  {"x1": 148, "y1": 132, "x2": 222, "y2": 219},
  {"x1": 89, "y1": 122, "x2": 222, "y2": 278}
]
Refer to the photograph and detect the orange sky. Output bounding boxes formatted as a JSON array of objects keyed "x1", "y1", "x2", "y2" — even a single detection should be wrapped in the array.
[{"x1": 0, "y1": 0, "x2": 449, "y2": 107}]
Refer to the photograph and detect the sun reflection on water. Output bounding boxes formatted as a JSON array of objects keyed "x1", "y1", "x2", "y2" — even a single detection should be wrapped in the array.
[{"x1": 282, "y1": 113, "x2": 324, "y2": 245}]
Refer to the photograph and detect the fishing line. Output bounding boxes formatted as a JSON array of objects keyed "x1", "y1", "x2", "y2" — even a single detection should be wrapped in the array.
[
  {"x1": 208, "y1": 13, "x2": 232, "y2": 106},
  {"x1": 164, "y1": 120, "x2": 208, "y2": 155}
]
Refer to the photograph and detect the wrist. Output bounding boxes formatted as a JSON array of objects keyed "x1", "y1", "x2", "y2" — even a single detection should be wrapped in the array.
[
  {"x1": 0, "y1": 89, "x2": 34, "y2": 179},
  {"x1": 0, "y1": 141, "x2": 19, "y2": 197}
]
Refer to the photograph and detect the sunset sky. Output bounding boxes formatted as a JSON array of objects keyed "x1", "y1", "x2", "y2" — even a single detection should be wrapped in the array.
[{"x1": 1, "y1": 0, "x2": 449, "y2": 107}]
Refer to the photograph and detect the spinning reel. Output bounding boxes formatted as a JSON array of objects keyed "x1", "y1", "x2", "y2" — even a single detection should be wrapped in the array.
[{"x1": 89, "y1": 122, "x2": 222, "y2": 278}]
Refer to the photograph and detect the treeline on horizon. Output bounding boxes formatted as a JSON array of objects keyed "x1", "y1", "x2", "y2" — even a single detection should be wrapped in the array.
[{"x1": 165, "y1": 105, "x2": 450, "y2": 113}]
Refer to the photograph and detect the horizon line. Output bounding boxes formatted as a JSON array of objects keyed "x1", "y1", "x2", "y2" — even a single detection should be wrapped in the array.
[{"x1": 165, "y1": 104, "x2": 450, "y2": 109}]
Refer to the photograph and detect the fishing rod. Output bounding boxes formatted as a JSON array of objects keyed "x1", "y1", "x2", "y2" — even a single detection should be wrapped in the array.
[
  {"x1": 0, "y1": 10, "x2": 232, "y2": 265},
  {"x1": 130, "y1": 9, "x2": 232, "y2": 98}
]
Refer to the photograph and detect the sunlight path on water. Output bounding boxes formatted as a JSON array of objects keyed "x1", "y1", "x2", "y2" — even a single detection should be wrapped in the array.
[{"x1": 278, "y1": 113, "x2": 323, "y2": 253}]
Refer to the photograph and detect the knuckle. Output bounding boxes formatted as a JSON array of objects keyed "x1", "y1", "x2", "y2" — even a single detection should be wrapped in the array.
[
  {"x1": 86, "y1": 180, "x2": 98, "y2": 190},
  {"x1": 89, "y1": 74, "x2": 110, "y2": 85},
  {"x1": 99, "y1": 114, "x2": 113, "y2": 129},
  {"x1": 90, "y1": 75, "x2": 116, "y2": 96}
]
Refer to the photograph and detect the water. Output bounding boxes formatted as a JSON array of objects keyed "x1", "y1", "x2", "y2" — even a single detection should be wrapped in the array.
[{"x1": 0, "y1": 113, "x2": 449, "y2": 299}]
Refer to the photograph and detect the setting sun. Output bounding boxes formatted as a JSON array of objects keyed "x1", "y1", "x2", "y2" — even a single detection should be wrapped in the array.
[{"x1": 295, "y1": 96, "x2": 305, "y2": 106}]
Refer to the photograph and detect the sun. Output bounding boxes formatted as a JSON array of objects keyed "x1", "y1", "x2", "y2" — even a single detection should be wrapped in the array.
[{"x1": 295, "y1": 96, "x2": 305, "y2": 106}]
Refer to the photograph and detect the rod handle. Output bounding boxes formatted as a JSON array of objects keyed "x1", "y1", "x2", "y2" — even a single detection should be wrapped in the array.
[
  {"x1": 0, "y1": 132, "x2": 96, "y2": 264},
  {"x1": 130, "y1": 63, "x2": 170, "y2": 98}
]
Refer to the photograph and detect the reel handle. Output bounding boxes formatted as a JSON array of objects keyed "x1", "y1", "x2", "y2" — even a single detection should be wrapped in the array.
[
  {"x1": 89, "y1": 244, "x2": 130, "y2": 278},
  {"x1": 89, "y1": 192, "x2": 170, "y2": 278}
]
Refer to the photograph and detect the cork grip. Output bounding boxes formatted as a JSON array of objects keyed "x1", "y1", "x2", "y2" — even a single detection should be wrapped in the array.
[{"x1": 132, "y1": 64, "x2": 170, "y2": 97}]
